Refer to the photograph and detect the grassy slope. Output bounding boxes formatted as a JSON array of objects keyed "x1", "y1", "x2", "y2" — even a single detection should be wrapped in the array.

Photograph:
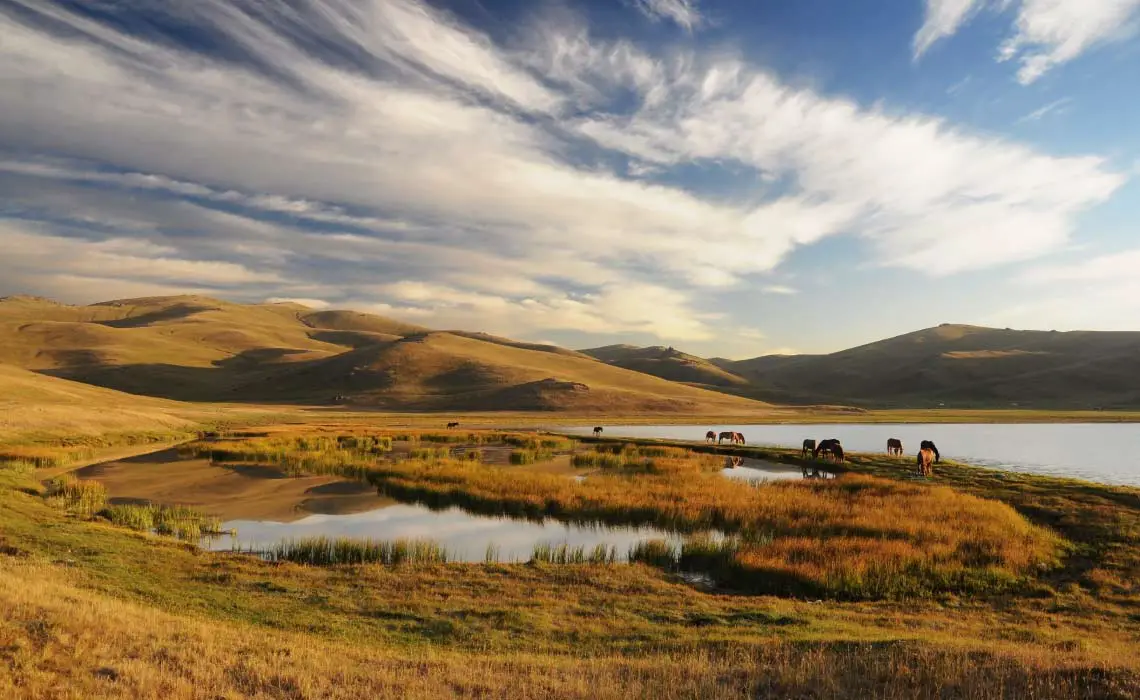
[
  {"x1": 582, "y1": 344, "x2": 751, "y2": 388},
  {"x1": 2, "y1": 422, "x2": 1139, "y2": 698},
  {"x1": 0, "y1": 295, "x2": 772, "y2": 413},
  {"x1": 722, "y1": 324, "x2": 1140, "y2": 408}
]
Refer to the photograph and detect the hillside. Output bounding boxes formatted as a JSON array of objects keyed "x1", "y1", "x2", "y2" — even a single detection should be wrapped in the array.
[
  {"x1": 581, "y1": 345, "x2": 750, "y2": 388},
  {"x1": 0, "y1": 295, "x2": 771, "y2": 413},
  {"x1": 717, "y1": 324, "x2": 1140, "y2": 408}
]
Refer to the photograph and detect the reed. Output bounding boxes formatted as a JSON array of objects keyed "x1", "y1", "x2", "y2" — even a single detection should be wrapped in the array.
[
  {"x1": 408, "y1": 446, "x2": 451, "y2": 461},
  {"x1": 530, "y1": 542, "x2": 617, "y2": 565},
  {"x1": 508, "y1": 449, "x2": 553, "y2": 465},
  {"x1": 101, "y1": 503, "x2": 228, "y2": 542},
  {"x1": 257, "y1": 537, "x2": 451, "y2": 566},
  {"x1": 44, "y1": 476, "x2": 107, "y2": 516}
]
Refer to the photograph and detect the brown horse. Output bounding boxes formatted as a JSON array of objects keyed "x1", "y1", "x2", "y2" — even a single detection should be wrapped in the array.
[
  {"x1": 705, "y1": 430, "x2": 717, "y2": 444},
  {"x1": 717, "y1": 431, "x2": 735, "y2": 444},
  {"x1": 732, "y1": 432, "x2": 745, "y2": 445},
  {"x1": 813, "y1": 438, "x2": 844, "y2": 462},
  {"x1": 592, "y1": 426, "x2": 603, "y2": 437},
  {"x1": 886, "y1": 438, "x2": 903, "y2": 456},
  {"x1": 920, "y1": 440, "x2": 940, "y2": 463},
  {"x1": 917, "y1": 447, "x2": 936, "y2": 477},
  {"x1": 447, "y1": 421, "x2": 459, "y2": 429},
  {"x1": 802, "y1": 439, "x2": 816, "y2": 459}
]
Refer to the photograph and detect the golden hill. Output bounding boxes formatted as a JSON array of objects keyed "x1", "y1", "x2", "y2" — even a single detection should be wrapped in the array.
[
  {"x1": 581, "y1": 345, "x2": 750, "y2": 388},
  {"x1": 714, "y1": 324, "x2": 1140, "y2": 409},
  {"x1": 0, "y1": 295, "x2": 770, "y2": 414}
]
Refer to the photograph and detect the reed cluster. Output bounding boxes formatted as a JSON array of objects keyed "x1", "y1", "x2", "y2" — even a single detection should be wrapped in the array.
[
  {"x1": 503, "y1": 435, "x2": 576, "y2": 451},
  {"x1": 530, "y1": 542, "x2": 618, "y2": 564},
  {"x1": 508, "y1": 449, "x2": 554, "y2": 465},
  {"x1": 101, "y1": 503, "x2": 228, "y2": 542},
  {"x1": 256, "y1": 537, "x2": 451, "y2": 565},
  {"x1": 44, "y1": 476, "x2": 107, "y2": 516},
  {"x1": 408, "y1": 446, "x2": 451, "y2": 460}
]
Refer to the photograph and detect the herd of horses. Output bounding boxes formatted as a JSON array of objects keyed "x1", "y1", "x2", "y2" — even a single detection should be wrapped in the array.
[{"x1": 471, "y1": 424, "x2": 942, "y2": 477}]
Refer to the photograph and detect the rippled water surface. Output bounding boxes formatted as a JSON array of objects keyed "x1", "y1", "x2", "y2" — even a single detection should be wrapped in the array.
[{"x1": 562, "y1": 423, "x2": 1140, "y2": 486}]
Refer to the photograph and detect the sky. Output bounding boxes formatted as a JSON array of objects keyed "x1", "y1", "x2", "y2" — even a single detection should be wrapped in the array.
[{"x1": 1, "y1": 0, "x2": 1139, "y2": 358}]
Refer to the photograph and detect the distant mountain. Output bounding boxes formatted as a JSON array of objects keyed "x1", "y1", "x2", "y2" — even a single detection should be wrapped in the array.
[
  {"x1": 581, "y1": 345, "x2": 750, "y2": 388},
  {"x1": 715, "y1": 324, "x2": 1140, "y2": 409},
  {"x1": 0, "y1": 295, "x2": 771, "y2": 414}
]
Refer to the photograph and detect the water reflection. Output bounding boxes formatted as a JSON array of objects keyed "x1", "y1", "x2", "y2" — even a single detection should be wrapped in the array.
[
  {"x1": 562, "y1": 423, "x2": 1140, "y2": 486},
  {"x1": 206, "y1": 502, "x2": 698, "y2": 562},
  {"x1": 719, "y1": 456, "x2": 834, "y2": 483}
]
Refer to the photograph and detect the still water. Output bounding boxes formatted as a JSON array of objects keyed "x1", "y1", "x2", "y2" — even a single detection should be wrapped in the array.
[
  {"x1": 564, "y1": 423, "x2": 1140, "y2": 486},
  {"x1": 206, "y1": 502, "x2": 699, "y2": 562}
]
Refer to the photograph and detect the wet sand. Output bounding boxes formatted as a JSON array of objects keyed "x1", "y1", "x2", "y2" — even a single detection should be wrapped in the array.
[{"x1": 74, "y1": 448, "x2": 394, "y2": 521}]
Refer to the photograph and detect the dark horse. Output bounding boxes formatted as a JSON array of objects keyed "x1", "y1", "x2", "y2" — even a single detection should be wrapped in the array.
[
  {"x1": 592, "y1": 426, "x2": 603, "y2": 437},
  {"x1": 802, "y1": 439, "x2": 816, "y2": 459},
  {"x1": 917, "y1": 447, "x2": 936, "y2": 477},
  {"x1": 886, "y1": 438, "x2": 903, "y2": 457},
  {"x1": 705, "y1": 430, "x2": 717, "y2": 444},
  {"x1": 446, "y1": 421, "x2": 459, "y2": 429},
  {"x1": 813, "y1": 438, "x2": 844, "y2": 462},
  {"x1": 920, "y1": 440, "x2": 940, "y2": 463}
]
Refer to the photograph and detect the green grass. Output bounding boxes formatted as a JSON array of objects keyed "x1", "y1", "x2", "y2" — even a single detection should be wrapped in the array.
[
  {"x1": 530, "y1": 543, "x2": 618, "y2": 565},
  {"x1": 44, "y1": 475, "x2": 107, "y2": 516},
  {"x1": 101, "y1": 503, "x2": 228, "y2": 542},
  {"x1": 255, "y1": 537, "x2": 452, "y2": 565},
  {"x1": 508, "y1": 449, "x2": 553, "y2": 465}
]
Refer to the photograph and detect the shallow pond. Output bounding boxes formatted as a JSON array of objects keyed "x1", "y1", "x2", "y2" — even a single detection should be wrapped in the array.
[
  {"x1": 206, "y1": 503, "x2": 697, "y2": 562},
  {"x1": 563, "y1": 423, "x2": 1140, "y2": 486}
]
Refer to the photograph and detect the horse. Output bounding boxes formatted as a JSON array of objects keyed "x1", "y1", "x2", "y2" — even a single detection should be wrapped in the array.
[
  {"x1": 446, "y1": 421, "x2": 459, "y2": 429},
  {"x1": 917, "y1": 447, "x2": 936, "y2": 477},
  {"x1": 592, "y1": 426, "x2": 603, "y2": 437},
  {"x1": 802, "y1": 439, "x2": 816, "y2": 459},
  {"x1": 920, "y1": 440, "x2": 940, "y2": 463},
  {"x1": 732, "y1": 432, "x2": 746, "y2": 445},
  {"x1": 717, "y1": 431, "x2": 735, "y2": 445},
  {"x1": 813, "y1": 438, "x2": 844, "y2": 462},
  {"x1": 725, "y1": 455, "x2": 744, "y2": 469},
  {"x1": 705, "y1": 430, "x2": 717, "y2": 444},
  {"x1": 886, "y1": 438, "x2": 903, "y2": 457}
]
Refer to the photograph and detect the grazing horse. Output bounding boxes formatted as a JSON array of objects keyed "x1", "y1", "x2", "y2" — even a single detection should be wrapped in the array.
[
  {"x1": 920, "y1": 440, "x2": 940, "y2": 463},
  {"x1": 718, "y1": 431, "x2": 735, "y2": 445},
  {"x1": 732, "y1": 432, "x2": 746, "y2": 445},
  {"x1": 917, "y1": 447, "x2": 936, "y2": 477},
  {"x1": 802, "y1": 439, "x2": 816, "y2": 459},
  {"x1": 592, "y1": 426, "x2": 603, "y2": 437},
  {"x1": 705, "y1": 430, "x2": 717, "y2": 444},
  {"x1": 813, "y1": 438, "x2": 845, "y2": 462},
  {"x1": 446, "y1": 421, "x2": 459, "y2": 429},
  {"x1": 886, "y1": 438, "x2": 903, "y2": 457}
]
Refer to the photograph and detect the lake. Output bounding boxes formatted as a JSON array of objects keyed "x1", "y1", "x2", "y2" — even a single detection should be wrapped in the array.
[
  {"x1": 563, "y1": 423, "x2": 1140, "y2": 487},
  {"x1": 206, "y1": 502, "x2": 702, "y2": 562}
]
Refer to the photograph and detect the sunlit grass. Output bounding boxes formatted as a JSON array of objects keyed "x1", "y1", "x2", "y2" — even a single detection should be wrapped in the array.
[
  {"x1": 256, "y1": 536, "x2": 451, "y2": 565},
  {"x1": 44, "y1": 475, "x2": 107, "y2": 516},
  {"x1": 101, "y1": 503, "x2": 228, "y2": 542}
]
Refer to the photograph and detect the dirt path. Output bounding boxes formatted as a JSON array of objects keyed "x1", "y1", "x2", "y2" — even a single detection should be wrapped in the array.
[{"x1": 38, "y1": 440, "x2": 196, "y2": 479}]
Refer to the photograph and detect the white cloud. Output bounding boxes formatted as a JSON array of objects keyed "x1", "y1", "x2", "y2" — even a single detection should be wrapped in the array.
[
  {"x1": 915, "y1": 0, "x2": 1140, "y2": 83},
  {"x1": 630, "y1": 0, "x2": 704, "y2": 31},
  {"x1": 762, "y1": 285, "x2": 798, "y2": 295},
  {"x1": 1017, "y1": 249, "x2": 1140, "y2": 284},
  {"x1": 0, "y1": 0, "x2": 1128, "y2": 348}
]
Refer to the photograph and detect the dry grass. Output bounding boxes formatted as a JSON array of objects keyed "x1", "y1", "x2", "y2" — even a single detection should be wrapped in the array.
[{"x1": 1, "y1": 559, "x2": 1137, "y2": 700}]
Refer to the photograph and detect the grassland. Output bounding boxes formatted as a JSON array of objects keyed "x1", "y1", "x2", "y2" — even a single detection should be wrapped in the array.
[{"x1": 2, "y1": 417, "x2": 1140, "y2": 698}]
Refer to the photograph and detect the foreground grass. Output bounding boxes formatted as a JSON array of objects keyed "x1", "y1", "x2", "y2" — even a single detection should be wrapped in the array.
[{"x1": 3, "y1": 424, "x2": 1140, "y2": 697}]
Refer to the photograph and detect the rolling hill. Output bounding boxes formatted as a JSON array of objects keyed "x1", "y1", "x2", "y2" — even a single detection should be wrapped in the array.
[
  {"x1": 0, "y1": 295, "x2": 771, "y2": 414},
  {"x1": 581, "y1": 345, "x2": 750, "y2": 388},
  {"x1": 595, "y1": 324, "x2": 1140, "y2": 409}
]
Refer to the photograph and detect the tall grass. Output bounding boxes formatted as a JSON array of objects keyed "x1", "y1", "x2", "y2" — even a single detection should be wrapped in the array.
[
  {"x1": 508, "y1": 449, "x2": 556, "y2": 465},
  {"x1": 365, "y1": 456, "x2": 1059, "y2": 598},
  {"x1": 504, "y1": 435, "x2": 576, "y2": 451},
  {"x1": 256, "y1": 537, "x2": 451, "y2": 566},
  {"x1": 101, "y1": 503, "x2": 228, "y2": 542},
  {"x1": 530, "y1": 542, "x2": 617, "y2": 565},
  {"x1": 408, "y1": 446, "x2": 450, "y2": 460},
  {"x1": 44, "y1": 476, "x2": 107, "y2": 516}
]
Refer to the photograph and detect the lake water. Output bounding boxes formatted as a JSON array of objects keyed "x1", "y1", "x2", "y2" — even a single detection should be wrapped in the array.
[
  {"x1": 206, "y1": 502, "x2": 699, "y2": 562},
  {"x1": 563, "y1": 423, "x2": 1140, "y2": 487}
]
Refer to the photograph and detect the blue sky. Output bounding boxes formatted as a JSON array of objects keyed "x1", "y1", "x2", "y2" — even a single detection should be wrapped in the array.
[{"x1": 1, "y1": 0, "x2": 1138, "y2": 357}]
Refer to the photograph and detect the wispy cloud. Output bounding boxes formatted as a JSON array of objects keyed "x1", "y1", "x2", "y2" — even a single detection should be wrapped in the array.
[
  {"x1": 1015, "y1": 97, "x2": 1072, "y2": 124},
  {"x1": 0, "y1": 0, "x2": 1127, "y2": 346},
  {"x1": 630, "y1": 0, "x2": 704, "y2": 31},
  {"x1": 914, "y1": 0, "x2": 1140, "y2": 83}
]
